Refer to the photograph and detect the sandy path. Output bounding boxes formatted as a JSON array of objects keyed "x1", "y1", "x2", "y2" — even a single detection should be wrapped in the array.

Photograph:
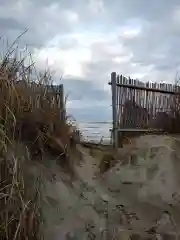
[{"x1": 74, "y1": 144, "x2": 100, "y2": 184}]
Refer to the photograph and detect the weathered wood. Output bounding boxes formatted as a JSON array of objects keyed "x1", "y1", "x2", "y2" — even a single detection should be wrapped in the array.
[
  {"x1": 116, "y1": 128, "x2": 164, "y2": 132},
  {"x1": 111, "y1": 72, "x2": 118, "y2": 149},
  {"x1": 110, "y1": 72, "x2": 179, "y2": 148}
]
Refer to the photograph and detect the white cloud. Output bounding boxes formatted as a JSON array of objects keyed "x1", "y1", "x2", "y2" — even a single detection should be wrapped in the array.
[
  {"x1": 88, "y1": 0, "x2": 105, "y2": 15},
  {"x1": 33, "y1": 40, "x2": 91, "y2": 78},
  {"x1": 43, "y1": 5, "x2": 79, "y2": 25},
  {"x1": 32, "y1": 27, "x2": 137, "y2": 86},
  {"x1": 2, "y1": 0, "x2": 180, "y2": 139},
  {"x1": 113, "y1": 54, "x2": 133, "y2": 64},
  {"x1": 65, "y1": 11, "x2": 79, "y2": 24},
  {"x1": 172, "y1": 7, "x2": 180, "y2": 25},
  {"x1": 120, "y1": 27, "x2": 141, "y2": 39}
]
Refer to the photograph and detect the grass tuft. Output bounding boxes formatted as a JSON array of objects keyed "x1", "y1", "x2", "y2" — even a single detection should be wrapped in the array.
[{"x1": 0, "y1": 35, "x2": 81, "y2": 239}]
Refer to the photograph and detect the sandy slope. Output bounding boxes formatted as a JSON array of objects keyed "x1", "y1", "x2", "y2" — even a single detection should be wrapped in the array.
[{"x1": 30, "y1": 135, "x2": 180, "y2": 239}]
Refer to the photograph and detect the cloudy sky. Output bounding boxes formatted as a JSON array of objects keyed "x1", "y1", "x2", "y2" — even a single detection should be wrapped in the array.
[{"x1": 1, "y1": 0, "x2": 180, "y2": 140}]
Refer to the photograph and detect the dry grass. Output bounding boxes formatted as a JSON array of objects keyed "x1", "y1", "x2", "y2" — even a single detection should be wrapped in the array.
[
  {"x1": 0, "y1": 36, "x2": 81, "y2": 239},
  {"x1": 82, "y1": 143, "x2": 117, "y2": 174}
]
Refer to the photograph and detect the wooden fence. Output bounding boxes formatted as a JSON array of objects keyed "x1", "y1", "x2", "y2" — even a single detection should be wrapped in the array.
[
  {"x1": 15, "y1": 81, "x2": 66, "y2": 122},
  {"x1": 46, "y1": 84, "x2": 66, "y2": 121},
  {"x1": 109, "y1": 72, "x2": 179, "y2": 148}
]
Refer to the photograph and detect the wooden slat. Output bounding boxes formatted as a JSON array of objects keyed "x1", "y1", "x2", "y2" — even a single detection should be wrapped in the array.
[
  {"x1": 109, "y1": 81, "x2": 178, "y2": 95},
  {"x1": 110, "y1": 72, "x2": 180, "y2": 148},
  {"x1": 116, "y1": 128, "x2": 164, "y2": 132}
]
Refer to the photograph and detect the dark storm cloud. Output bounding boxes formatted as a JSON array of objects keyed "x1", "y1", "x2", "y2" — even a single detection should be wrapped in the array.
[
  {"x1": 0, "y1": 0, "x2": 80, "y2": 47},
  {"x1": 0, "y1": 17, "x2": 25, "y2": 30}
]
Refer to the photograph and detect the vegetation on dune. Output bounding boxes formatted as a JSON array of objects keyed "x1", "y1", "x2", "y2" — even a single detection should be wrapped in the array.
[
  {"x1": 0, "y1": 36, "x2": 81, "y2": 239},
  {"x1": 4, "y1": 33, "x2": 180, "y2": 238}
]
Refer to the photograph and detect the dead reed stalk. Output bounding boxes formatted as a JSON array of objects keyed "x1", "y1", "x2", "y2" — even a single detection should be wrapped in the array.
[{"x1": 0, "y1": 36, "x2": 80, "y2": 239}]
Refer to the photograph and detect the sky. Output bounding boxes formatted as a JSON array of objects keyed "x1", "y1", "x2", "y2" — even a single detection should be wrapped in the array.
[{"x1": 1, "y1": 0, "x2": 180, "y2": 140}]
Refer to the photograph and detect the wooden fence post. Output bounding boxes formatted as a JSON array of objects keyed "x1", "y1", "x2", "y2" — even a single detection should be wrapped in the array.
[
  {"x1": 111, "y1": 72, "x2": 118, "y2": 149},
  {"x1": 59, "y1": 84, "x2": 66, "y2": 122}
]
